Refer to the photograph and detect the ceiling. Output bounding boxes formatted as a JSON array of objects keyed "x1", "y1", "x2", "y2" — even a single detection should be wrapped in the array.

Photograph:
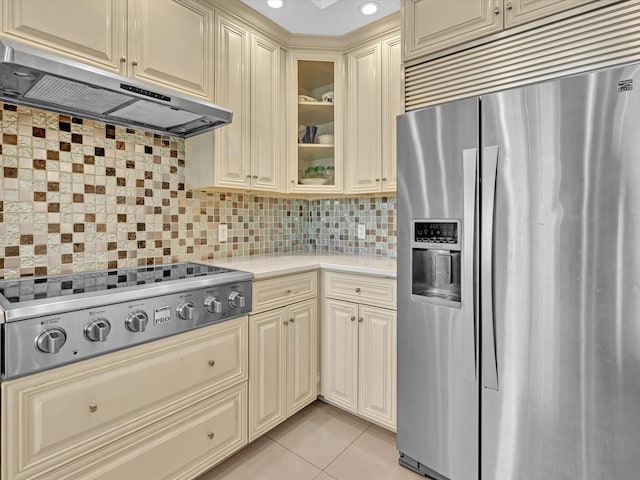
[{"x1": 240, "y1": 0, "x2": 401, "y2": 36}]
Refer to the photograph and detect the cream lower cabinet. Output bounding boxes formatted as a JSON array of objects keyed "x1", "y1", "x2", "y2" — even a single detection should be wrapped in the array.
[
  {"x1": 2, "y1": 0, "x2": 214, "y2": 100},
  {"x1": 322, "y1": 272, "x2": 397, "y2": 430},
  {"x1": 249, "y1": 272, "x2": 318, "y2": 441},
  {"x1": 1, "y1": 316, "x2": 248, "y2": 480}
]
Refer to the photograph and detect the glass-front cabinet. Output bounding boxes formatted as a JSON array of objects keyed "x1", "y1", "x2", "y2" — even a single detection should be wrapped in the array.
[{"x1": 287, "y1": 51, "x2": 344, "y2": 193}]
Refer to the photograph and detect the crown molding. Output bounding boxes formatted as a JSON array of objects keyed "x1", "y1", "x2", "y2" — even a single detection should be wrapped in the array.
[
  {"x1": 206, "y1": 0, "x2": 292, "y2": 45},
  {"x1": 206, "y1": 1, "x2": 400, "y2": 52},
  {"x1": 288, "y1": 12, "x2": 401, "y2": 50}
]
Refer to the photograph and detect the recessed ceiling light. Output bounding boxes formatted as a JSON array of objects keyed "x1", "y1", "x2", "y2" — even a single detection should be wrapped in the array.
[
  {"x1": 267, "y1": 0, "x2": 284, "y2": 8},
  {"x1": 359, "y1": 1, "x2": 379, "y2": 15}
]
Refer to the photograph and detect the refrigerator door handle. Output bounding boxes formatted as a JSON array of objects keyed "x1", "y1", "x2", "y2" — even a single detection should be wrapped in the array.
[
  {"x1": 482, "y1": 145, "x2": 499, "y2": 391},
  {"x1": 462, "y1": 148, "x2": 477, "y2": 382}
]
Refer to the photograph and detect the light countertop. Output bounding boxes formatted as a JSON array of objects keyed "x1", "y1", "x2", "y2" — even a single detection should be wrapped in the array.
[{"x1": 204, "y1": 252, "x2": 396, "y2": 280}]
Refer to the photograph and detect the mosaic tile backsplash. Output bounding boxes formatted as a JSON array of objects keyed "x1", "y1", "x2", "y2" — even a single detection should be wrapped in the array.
[{"x1": 0, "y1": 102, "x2": 396, "y2": 279}]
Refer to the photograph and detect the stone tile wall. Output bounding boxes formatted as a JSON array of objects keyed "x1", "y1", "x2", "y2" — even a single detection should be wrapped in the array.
[{"x1": 0, "y1": 102, "x2": 396, "y2": 280}]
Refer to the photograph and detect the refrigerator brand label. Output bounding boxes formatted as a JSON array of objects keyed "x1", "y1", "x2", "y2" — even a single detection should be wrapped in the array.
[{"x1": 618, "y1": 79, "x2": 633, "y2": 92}]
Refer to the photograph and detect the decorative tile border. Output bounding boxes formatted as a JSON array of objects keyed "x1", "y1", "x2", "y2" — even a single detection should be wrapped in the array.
[{"x1": 0, "y1": 102, "x2": 395, "y2": 280}]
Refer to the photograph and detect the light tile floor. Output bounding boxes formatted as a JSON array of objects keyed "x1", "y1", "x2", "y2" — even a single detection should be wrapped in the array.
[{"x1": 197, "y1": 401, "x2": 424, "y2": 480}]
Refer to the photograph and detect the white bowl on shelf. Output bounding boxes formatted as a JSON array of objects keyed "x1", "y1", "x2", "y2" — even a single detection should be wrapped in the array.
[
  {"x1": 299, "y1": 178, "x2": 328, "y2": 185},
  {"x1": 316, "y1": 134, "x2": 334, "y2": 145}
]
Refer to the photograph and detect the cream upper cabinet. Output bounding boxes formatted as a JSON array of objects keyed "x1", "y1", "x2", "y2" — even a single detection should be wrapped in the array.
[
  {"x1": 381, "y1": 34, "x2": 402, "y2": 192},
  {"x1": 128, "y1": 0, "x2": 213, "y2": 100},
  {"x1": 346, "y1": 32, "x2": 401, "y2": 194},
  {"x1": 250, "y1": 33, "x2": 283, "y2": 192},
  {"x1": 504, "y1": 0, "x2": 599, "y2": 27},
  {"x1": 1, "y1": 0, "x2": 127, "y2": 73},
  {"x1": 347, "y1": 42, "x2": 382, "y2": 194},
  {"x1": 185, "y1": 14, "x2": 284, "y2": 193},
  {"x1": 404, "y1": 0, "x2": 502, "y2": 60},
  {"x1": 2, "y1": 0, "x2": 214, "y2": 100},
  {"x1": 322, "y1": 272, "x2": 397, "y2": 430},
  {"x1": 403, "y1": 0, "x2": 602, "y2": 60},
  {"x1": 287, "y1": 51, "x2": 344, "y2": 194},
  {"x1": 211, "y1": 13, "x2": 251, "y2": 189}
]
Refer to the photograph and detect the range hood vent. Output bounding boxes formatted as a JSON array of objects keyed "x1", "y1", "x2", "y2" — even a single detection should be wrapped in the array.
[{"x1": 0, "y1": 39, "x2": 231, "y2": 138}]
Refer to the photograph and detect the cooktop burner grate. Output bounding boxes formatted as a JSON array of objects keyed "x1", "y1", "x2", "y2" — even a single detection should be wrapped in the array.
[{"x1": 0, "y1": 262, "x2": 232, "y2": 303}]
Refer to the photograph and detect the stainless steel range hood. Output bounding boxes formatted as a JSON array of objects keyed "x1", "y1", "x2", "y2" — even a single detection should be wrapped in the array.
[{"x1": 0, "y1": 39, "x2": 232, "y2": 138}]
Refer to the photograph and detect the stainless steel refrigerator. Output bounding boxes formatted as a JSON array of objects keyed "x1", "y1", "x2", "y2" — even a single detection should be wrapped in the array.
[{"x1": 397, "y1": 62, "x2": 640, "y2": 480}]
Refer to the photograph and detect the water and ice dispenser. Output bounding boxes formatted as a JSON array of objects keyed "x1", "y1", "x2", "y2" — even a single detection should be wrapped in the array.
[{"x1": 412, "y1": 220, "x2": 461, "y2": 306}]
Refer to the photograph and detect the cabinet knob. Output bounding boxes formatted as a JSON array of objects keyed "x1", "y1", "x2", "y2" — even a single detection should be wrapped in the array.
[
  {"x1": 290, "y1": 318, "x2": 295, "y2": 323},
  {"x1": 89, "y1": 403, "x2": 98, "y2": 413},
  {"x1": 207, "y1": 432, "x2": 215, "y2": 440},
  {"x1": 284, "y1": 320, "x2": 289, "y2": 326},
  {"x1": 506, "y1": 1, "x2": 513, "y2": 10},
  {"x1": 247, "y1": 174, "x2": 252, "y2": 178},
  {"x1": 493, "y1": 6, "x2": 500, "y2": 14},
  {"x1": 375, "y1": 178, "x2": 380, "y2": 182},
  {"x1": 355, "y1": 287, "x2": 361, "y2": 293},
  {"x1": 358, "y1": 317, "x2": 364, "y2": 323},
  {"x1": 253, "y1": 175, "x2": 258, "y2": 179},
  {"x1": 208, "y1": 360, "x2": 216, "y2": 367},
  {"x1": 285, "y1": 289, "x2": 292, "y2": 294},
  {"x1": 382, "y1": 178, "x2": 387, "y2": 182},
  {"x1": 119, "y1": 56, "x2": 127, "y2": 63},
  {"x1": 350, "y1": 316, "x2": 356, "y2": 322},
  {"x1": 131, "y1": 60, "x2": 138, "y2": 67}
]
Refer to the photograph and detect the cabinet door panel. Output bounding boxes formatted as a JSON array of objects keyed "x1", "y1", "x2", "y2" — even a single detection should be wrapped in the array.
[
  {"x1": 505, "y1": 0, "x2": 598, "y2": 28},
  {"x1": 358, "y1": 305, "x2": 397, "y2": 429},
  {"x1": 214, "y1": 14, "x2": 251, "y2": 189},
  {"x1": 404, "y1": 0, "x2": 502, "y2": 59},
  {"x1": 129, "y1": 0, "x2": 213, "y2": 99},
  {"x1": 347, "y1": 43, "x2": 382, "y2": 194},
  {"x1": 286, "y1": 299, "x2": 318, "y2": 415},
  {"x1": 2, "y1": 0, "x2": 126, "y2": 72},
  {"x1": 322, "y1": 299, "x2": 359, "y2": 412},
  {"x1": 381, "y1": 35, "x2": 401, "y2": 193},
  {"x1": 249, "y1": 309, "x2": 286, "y2": 440},
  {"x1": 251, "y1": 34, "x2": 282, "y2": 192}
]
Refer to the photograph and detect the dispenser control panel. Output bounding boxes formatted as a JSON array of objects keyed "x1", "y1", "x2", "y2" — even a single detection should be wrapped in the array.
[{"x1": 413, "y1": 220, "x2": 460, "y2": 250}]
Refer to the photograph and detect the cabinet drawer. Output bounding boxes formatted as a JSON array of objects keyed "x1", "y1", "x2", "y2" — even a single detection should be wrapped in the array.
[
  {"x1": 1, "y1": 317, "x2": 248, "y2": 480},
  {"x1": 324, "y1": 271, "x2": 396, "y2": 309},
  {"x1": 53, "y1": 383, "x2": 247, "y2": 480},
  {"x1": 252, "y1": 271, "x2": 317, "y2": 313}
]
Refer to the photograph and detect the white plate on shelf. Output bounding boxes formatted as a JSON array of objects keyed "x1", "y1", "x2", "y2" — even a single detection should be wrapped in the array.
[{"x1": 299, "y1": 178, "x2": 328, "y2": 185}]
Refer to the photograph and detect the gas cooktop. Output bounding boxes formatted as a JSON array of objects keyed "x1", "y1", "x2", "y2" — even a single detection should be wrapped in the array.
[
  {"x1": 0, "y1": 262, "x2": 253, "y2": 322},
  {"x1": 0, "y1": 262, "x2": 254, "y2": 379}
]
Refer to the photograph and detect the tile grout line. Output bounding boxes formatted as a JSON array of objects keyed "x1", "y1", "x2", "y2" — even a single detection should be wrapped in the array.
[{"x1": 321, "y1": 423, "x2": 374, "y2": 475}]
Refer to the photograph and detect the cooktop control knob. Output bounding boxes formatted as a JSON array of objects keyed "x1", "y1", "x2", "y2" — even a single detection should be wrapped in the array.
[
  {"x1": 204, "y1": 296, "x2": 223, "y2": 314},
  {"x1": 36, "y1": 327, "x2": 67, "y2": 354},
  {"x1": 177, "y1": 302, "x2": 195, "y2": 320},
  {"x1": 125, "y1": 310, "x2": 149, "y2": 333},
  {"x1": 85, "y1": 318, "x2": 112, "y2": 342},
  {"x1": 228, "y1": 291, "x2": 246, "y2": 309}
]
